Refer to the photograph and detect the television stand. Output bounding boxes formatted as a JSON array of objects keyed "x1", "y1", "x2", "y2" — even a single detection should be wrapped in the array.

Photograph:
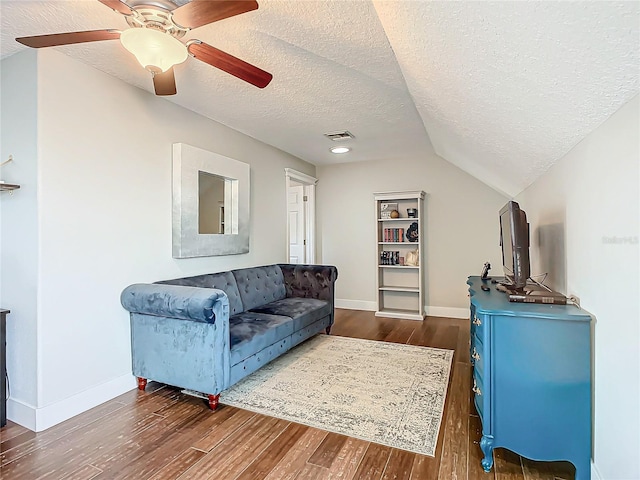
[{"x1": 467, "y1": 276, "x2": 592, "y2": 479}]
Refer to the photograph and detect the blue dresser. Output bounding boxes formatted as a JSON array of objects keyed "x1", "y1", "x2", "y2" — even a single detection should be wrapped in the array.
[{"x1": 467, "y1": 276, "x2": 592, "y2": 480}]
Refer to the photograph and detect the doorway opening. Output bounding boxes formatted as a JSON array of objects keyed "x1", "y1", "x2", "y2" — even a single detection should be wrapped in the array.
[{"x1": 285, "y1": 168, "x2": 317, "y2": 264}]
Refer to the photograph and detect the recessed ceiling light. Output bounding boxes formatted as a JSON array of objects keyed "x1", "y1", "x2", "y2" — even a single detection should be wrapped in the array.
[{"x1": 330, "y1": 146, "x2": 351, "y2": 154}]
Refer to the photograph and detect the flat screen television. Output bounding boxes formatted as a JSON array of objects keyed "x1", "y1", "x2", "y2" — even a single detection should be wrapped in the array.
[{"x1": 499, "y1": 200, "x2": 530, "y2": 290}]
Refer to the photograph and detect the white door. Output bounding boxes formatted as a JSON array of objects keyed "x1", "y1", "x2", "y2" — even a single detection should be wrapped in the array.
[{"x1": 288, "y1": 184, "x2": 305, "y2": 263}]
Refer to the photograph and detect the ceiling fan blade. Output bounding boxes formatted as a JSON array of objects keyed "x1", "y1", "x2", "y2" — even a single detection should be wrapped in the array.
[
  {"x1": 16, "y1": 30, "x2": 120, "y2": 48},
  {"x1": 153, "y1": 68, "x2": 177, "y2": 96},
  {"x1": 97, "y1": 0, "x2": 133, "y2": 16},
  {"x1": 172, "y1": 0, "x2": 258, "y2": 30},
  {"x1": 188, "y1": 41, "x2": 272, "y2": 88}
]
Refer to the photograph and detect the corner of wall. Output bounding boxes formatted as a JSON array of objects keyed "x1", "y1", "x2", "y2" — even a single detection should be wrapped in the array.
[{"x1": 8, "y1": 373, "x2": 136, "y2": 432}]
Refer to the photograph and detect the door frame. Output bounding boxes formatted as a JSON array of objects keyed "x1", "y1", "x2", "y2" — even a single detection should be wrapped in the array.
[{"x1": 285, "y1": 168, "x2": 317, "y2": 264}]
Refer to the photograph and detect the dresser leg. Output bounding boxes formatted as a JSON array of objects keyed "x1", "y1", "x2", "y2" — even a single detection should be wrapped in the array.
[
  {"x1": 325, "y1": 326, "x2": 331, "y2": 335},
  {"x1": 136, "y1": 377, "x2": 147, "y2": 391},
  {"x1": 207, "y1": 394, "x2": 220, "y2": 410},
  {"x1": 480, "y1": 435, "x2": 494, "y2": 472}
]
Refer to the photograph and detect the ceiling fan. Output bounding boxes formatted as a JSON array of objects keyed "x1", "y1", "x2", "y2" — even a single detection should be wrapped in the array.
[{"x1": 15, "y1": 0, "x2": 273, "y2": 95}]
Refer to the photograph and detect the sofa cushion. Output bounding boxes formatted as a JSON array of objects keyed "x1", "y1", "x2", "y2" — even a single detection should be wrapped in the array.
[
  {"x1": 156, "y1": 272, "x2": 244, "y2": 316},
  {"x1": 233, "y1": 265, "x2": 286, "y2": 312},
  {"x1": 249, "y1": 297, "x2": 330, "y2": 331},
  {"x1": 229, "y1": 311, "x2": 294, "y2": 364}
]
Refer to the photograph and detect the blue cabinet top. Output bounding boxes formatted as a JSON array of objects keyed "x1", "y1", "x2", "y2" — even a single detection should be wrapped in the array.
[{"x1": 468, "y1": 276, "x2": 592, "y2": 322}]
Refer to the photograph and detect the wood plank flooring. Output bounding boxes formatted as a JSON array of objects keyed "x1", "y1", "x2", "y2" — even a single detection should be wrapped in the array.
[{"x1": 0, "y1": 309, "x2": 576, "y2": 479}]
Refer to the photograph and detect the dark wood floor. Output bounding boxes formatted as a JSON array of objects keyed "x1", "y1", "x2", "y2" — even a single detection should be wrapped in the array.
[{"x1": 1, "y1": 309, "x2": 575, "y2": 480}]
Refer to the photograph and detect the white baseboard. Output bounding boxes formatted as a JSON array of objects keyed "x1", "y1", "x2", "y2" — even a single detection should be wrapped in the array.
[
  {"x1": 591, "y1": 461, "x2": 602, "y2": 480},
  {"x1": 335, "y1": 299, "x2": 377, "y2": 311},
  {"x1": 335, "y1": 300, "x2": 469, "y2": 320},
  {"x1": 7, "y1": 373, "x2": 137, "y2": 432},
  {"x1": 424, "y1": 305, "x2": 469, "y2": 319},
  {"x1": 6, "y1": 397, "x2": 37, "y2": 430}
]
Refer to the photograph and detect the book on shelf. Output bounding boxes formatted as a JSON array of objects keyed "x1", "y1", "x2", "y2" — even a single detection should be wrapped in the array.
[
  {"x1": 380, "y1": 250, "x2": 401, "y2": 265},
  {"x1": 382, "y1": 228, "x2": 406, "y2": 243}
]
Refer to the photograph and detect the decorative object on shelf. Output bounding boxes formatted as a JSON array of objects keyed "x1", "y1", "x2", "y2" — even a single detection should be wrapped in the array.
[
  {"x1": 390, "y1": 209, "x2": 400, "y2": 218},
  {"x1": 407, "y1": 208, "x2": 418, "y2": 218},
  {"x1": 0, "y1": 183, "x2": 20, "y2": 193},
  {"x1": 0, "y1": 155, "x2": 20, "y2": 193},
  {"x1": 405, "y1": 249, "x2": 419, "y2": 266},
  {"x1": 406, "y1": 221, "x2": 419, "y2": 242},
  {"x1": 0, "y1": 155, "x2": 13, "y2": 169},
  {"x1": 380, "y1": 202, "x2": 398, "y2": 219}
]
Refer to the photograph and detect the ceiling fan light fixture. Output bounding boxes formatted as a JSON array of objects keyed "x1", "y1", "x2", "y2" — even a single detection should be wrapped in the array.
[{"x1": 120, "y1": 28, "x2": 187, "y2": 73}]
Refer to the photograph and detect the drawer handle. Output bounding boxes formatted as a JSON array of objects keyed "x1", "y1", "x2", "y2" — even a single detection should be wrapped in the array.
[
  {"x1": 472, "y1": 348, "x2": 480, "y2": 362},
  {"x1": 473, "y1": 316, "x2": 482, "y2": 326},
  {"x1": 472, "y1": 379, "x2": 482, "y2": 396}
]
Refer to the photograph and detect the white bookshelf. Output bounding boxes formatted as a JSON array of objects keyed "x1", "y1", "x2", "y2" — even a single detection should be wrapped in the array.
[{"x1": 374, "y1": 190, "x2": 425, "y2": 321}]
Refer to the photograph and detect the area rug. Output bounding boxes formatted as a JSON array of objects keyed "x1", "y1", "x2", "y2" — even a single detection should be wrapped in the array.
[{"x1": 220, "y1": 334, "x2": 453, "y2": 457}]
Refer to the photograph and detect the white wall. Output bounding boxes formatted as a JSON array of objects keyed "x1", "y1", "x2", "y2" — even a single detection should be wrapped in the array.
[
  {"x1": 2, "y1": 49, "x2": 315, "y2": 431},
  {"x1": 0, "y1": 50, "x2": 39, "y2": 420},
  {"x1": 516, "y1": 95, "x2": 639, "y2": 480},
  {"x1": 316, "y1": 155, "x2": 508, "y2": 316}
]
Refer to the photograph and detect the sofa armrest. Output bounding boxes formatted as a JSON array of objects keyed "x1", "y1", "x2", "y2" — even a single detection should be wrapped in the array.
[
  {"x1": 120, "y1": 283, "x2": 231, "y2": 395},
  {"x1": 278, "y1": 264, "x2": 338, "y2": 303},
  {"x1": 121, "y1": 283, "x2": 229, "y2": 323}
]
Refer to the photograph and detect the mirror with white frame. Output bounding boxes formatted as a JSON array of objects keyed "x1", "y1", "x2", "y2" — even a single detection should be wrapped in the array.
[{"x1": 172, "y1": 143, "x2": 249, "y2": 257}]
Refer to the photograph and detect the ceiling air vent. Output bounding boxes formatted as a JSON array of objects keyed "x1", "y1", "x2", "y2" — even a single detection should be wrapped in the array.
[{"x1": 324, "y1": 131, "x2": 355, "y2": 141}]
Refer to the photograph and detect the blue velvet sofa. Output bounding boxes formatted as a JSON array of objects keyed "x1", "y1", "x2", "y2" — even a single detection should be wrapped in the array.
[{"x1": 120, "y1": 264, "x2": 338, "y2": 409}]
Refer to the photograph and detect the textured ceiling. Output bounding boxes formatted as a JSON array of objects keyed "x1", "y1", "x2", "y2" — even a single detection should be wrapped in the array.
[
  {"x1": 1, "y1": 0, "x2": 638, "y2": 196},
  {"x1": 373, "y1": 1, "x2": 640, "y2": 196}
]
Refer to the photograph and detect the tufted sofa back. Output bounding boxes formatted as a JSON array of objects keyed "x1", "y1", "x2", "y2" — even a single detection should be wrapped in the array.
[
  {"x1": 156, "y1": 271, "x2": 245, "y2": 316},
  {"x1": 232, "y1": 265, "x2": 286, "y2": 312},
  {"x1": 278, "y1": 264, "x2": 337, "y2": 303}
]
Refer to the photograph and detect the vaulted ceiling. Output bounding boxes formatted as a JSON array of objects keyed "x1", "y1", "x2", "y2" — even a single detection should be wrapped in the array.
[{"x1": 1, "y1": 0, "x2": 638, "y2": 197}]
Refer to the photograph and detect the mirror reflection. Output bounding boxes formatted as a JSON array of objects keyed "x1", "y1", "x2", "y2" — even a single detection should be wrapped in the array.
[{"x1": 198, "y1": 171, "x2": 227, "y2": 234}]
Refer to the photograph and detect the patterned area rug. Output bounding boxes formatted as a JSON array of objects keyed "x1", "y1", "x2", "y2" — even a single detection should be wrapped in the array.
[{"x1": 220, "y1": 334, "x2": 453, "y2": 456}]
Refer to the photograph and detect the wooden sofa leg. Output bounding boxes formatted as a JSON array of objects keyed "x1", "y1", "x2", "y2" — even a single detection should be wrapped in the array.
[
  {"x1": 137, "y1": 377, "x2": 147, "y2": 391},
  {"x1": 325, "y1": 326, "x2": 331, "y2": 335},
  {"x1": 208, "y1": 394, "x2": 220, "y2": 411}
]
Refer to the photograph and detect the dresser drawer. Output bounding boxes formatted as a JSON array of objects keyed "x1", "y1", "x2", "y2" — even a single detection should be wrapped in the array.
[
  {"x1": 472, "y1": 370, "x2": 486, "y2": 421},
  {"x1": 471, "y1": 339, "x2": 485, "y2": 376},
  {"x1": 471, "y1": 312, "x2": 486, "y2": 337}
]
